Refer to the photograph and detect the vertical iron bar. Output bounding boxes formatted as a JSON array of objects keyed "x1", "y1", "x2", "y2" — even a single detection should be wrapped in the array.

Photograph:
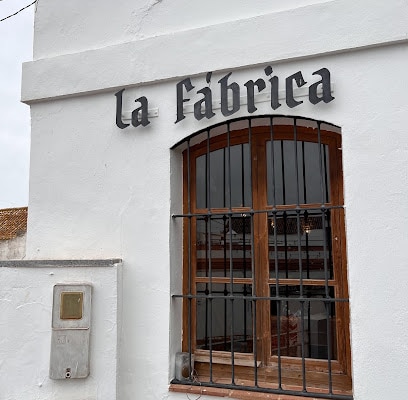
[
  {"x1": 280, "y1": 140, "x2": 286, "y2": 205},
  {"x1": 283, "y1": 210, "x2": 289, "y2": 359},
  {"x1": 270, "y1": 117, "x2": 277, "y2": 208},
  {"x1": 276, "y1": 297, "x2": 282, "y2": 388},
  {"x1": 223, "y1": 147, "x2": 226, "y2": 208},
  {"x1": 253, "y1": 298, "x2": 258, "y2": 387},
  {"x1": 304, "y1": 137, "x2": 311, "y2": 364},
  {"x1": 187, "y1": 139, "x2": 193, "y2": 378},
  {"x1": 223, "y1": 146, "x2": 228, "y2": 349},
  {"x1": 317, "y1": 123, "x2": 330, "y2": 295},
  {"x1": 241, "y1": 143, "x2": 246, "y2": 207},
  {"x1": 322, "y1": 208, "x2": 333, "y2": 389},
  {"x1": 227, "y1": 122, "x2": 235, "y2": 384},
  {"x1": 293, "y1": 118, "x2": 301, "y2": 210},
  {"x1": 242, "y1": 144, "x2": 248, "y2": 342},
  {"x1": 248, "y1": 118, "x2": 253, "y2": 208},
  {"x1": 294, "y1": 118, "x2": 307, "y2": 391},
  {"x1": 280, "y1": 139, "x2": 289, "y2": 282},
  {"x1": 305, "y1": 211, "x2": 311, "y2": 357},
  {"x1": 283, "y1": 212, "x2": 289, "y2": 282},
  {"x1": 302, "y1": 141, "x2": 307, "y2": 204},
  {"x1": 223, "y1": 215, "x2": 228, "y2": 349},
  {"x1": 317, "y1": 121, "x2": 333, "y2": 390},
  {"x1": 247, "y1": 118, "x2": 258, "y2": 386},
  {"x1": 325, "y1": 300, "x2": 334, "y2": 394},
  {"x1": 302, "y1": 129, "x2": 311, "y2": 359},
  {"x1": 270, "y1": 117, "x2": 282, "y2": 388},
  {"x1": 321, "y1": 210, "x2": 330, "y2": 297},
  {"x1": 301, "y1": 301, "x2": 307, "y2": 392},
  {"x1": 317, "y1": 121, "x2": 326, "y2": 208},
  {"x1": 204, "y1": 218, "x2": 209, "y2": 348},
  {"x1": 305, "y1": 213, "x2": 310, "y2": 279},
  {"x1": 293, "y1": 118, "x2": 303, "y2": 291},
  {"x1": 206, "y1": 128, "x2": 214, "y2": 382},
  {"x1": 323, "y1": 145, "x2": 329, "y2": 203}
]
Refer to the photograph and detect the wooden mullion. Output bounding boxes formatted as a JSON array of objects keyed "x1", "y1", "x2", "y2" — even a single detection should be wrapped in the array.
[
  {"x1": 195, "y1": 277, "x2": 253, "y2": 285},
  {"x1": 182, "y1": 146, "x2": 198, "y2": 354},
  {"x1": 328, "y1": 136, "x2": 351, "y2": 378},
  {"x1": 181, "y1": 150, "x2": 188, "y2": 353},
  {"x1": 332, "y1": 207, "x2": 351, "y2": 377},
  {"x1": 193, "y1": 206, "x2": 252, "y2": 215},
  {"x1": 264, "y1": 202, "x2": 334, "y2": 211},
  {"x1": 268, "y1": 278, "x2": 336, "y2": 287},
  {"x1": 252, "y1": 131, "x2": 271, "y2": 364}
]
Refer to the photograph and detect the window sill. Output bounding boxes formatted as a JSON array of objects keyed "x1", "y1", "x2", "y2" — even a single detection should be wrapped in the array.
[{"x1": 170, "y1": 383, "x2": 352, "y2": 400}]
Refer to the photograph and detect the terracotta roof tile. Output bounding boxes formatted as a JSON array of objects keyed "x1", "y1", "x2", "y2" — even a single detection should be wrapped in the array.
[{"x1": 0, "y1": 207, "x2": 28, "y2": 240}]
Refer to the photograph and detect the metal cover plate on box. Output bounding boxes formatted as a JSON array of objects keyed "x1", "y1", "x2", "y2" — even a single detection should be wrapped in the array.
[
  {"x1": 52, "y1": 284, "x2": 91, "y2": 329},
  {"x1": 60, "y1": 292, "x2": 83, "y2": 320}
]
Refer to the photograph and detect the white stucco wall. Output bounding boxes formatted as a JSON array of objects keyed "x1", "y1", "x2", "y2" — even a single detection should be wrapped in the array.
[
  {"x1": 0, "y1": 260, "x2": 121, "y2": 400},
  {"x1": 0, "y1": 233, "x2": 26, "y2": 259},
  {"x1": 13, "y1": 1, "x2": 408, "y2": 399},
  {"x1": 31, "y1": 0, "x2": 335, "y2": 60}
]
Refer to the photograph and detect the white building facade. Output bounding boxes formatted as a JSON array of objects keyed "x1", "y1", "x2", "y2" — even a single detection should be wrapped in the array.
[{"x1": 1, "y1": 1, "x2": 408, "y2": 399}]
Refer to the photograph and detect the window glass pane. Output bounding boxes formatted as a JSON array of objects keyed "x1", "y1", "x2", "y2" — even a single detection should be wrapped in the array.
[
  {"x1": 267, "y1": 141, "x2": 331, "y2": 206},
  {"x1": 302, "y1": 142, "x2": 331, "y2": 204},
  {"x1": 209, "y1": 148, "x2": 225, "y2": 208},
  {"x1": 196, "y1": 215, "x2": 252, "y2": 278},
  {"x1": 267, "y1": 140, "x2": 283, "y2": 205},
  {"x1": 196, "y1": 149, "x2": 225, "y2": 209},
  {"x1": 196, "y1": 144, "x2": 251, "y2": 209},
  {"x1": 196, "y1": 283, "x2": 253, "y2": 353},
  {"x1": 228, "y1": 144, "x2": 252, "y2": 208},
  {"x1": 268, "y1": 210, "x2": 333, "y2": 280},
  {"x1": 270, "y1": 285, "x2": 337, "y2": 359},
  {"x1": 196, "y1": 154, "x2": 206, "y2": 209},
  {"x1": 283, "y1": 140, "x2": 298, "y2": 205}
]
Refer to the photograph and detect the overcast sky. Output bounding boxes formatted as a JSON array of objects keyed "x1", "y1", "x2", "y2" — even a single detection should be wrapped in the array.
[{"x1": 0, "y1": 1, "x2": 34, "y2": 209}]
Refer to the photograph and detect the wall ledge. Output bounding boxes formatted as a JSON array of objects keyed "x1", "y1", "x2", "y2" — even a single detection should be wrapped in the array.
[
  {"x1": 21, "y1": 0, "x2": 408, "y2": 103},
  {"x1": 0, "y1": 259, "x2": 122, "y2": 268}
]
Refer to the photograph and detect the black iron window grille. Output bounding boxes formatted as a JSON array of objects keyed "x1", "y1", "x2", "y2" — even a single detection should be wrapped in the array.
[{"x1": 172, "y1": 116, "x2": 352, "y2": 399}]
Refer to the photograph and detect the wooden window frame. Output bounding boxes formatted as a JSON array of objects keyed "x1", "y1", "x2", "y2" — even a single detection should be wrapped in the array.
[{"x1": 177, "y1": 119, "x2": 352, "y2": 399}]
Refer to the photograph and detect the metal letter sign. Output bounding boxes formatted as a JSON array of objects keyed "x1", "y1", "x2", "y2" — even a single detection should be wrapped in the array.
[{"x1": 115, "y1": 66, "x2": 334, "y2": 129}]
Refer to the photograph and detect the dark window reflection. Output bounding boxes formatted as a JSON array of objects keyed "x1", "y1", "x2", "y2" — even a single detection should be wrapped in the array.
[
  {"x1": 270, "y1": 286, "x2": 337, "y2": 359},
  {"x1": 196, "y1": 215, "x2": 252, "y2": 278},
  {"x1": 196, "y1": 283, "x2": 253, "y2": 353},
  {"x1": 268, "y1": 210, "x2": 333, "y2": 280}
]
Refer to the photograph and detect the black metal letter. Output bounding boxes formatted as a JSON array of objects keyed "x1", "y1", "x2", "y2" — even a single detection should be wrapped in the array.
[
  {"x1": 115, "y1": 89, "x2": 130, "y2": 129},
  {"x1": 286, "y1": 71, "x2": 307, "y2": 108},
  {"x1": 218, "y1": 72, "x2": 240, "y2": 117},
  {"x1": 194, "y1": 87, "x2": 215, "y2": 120},
  {"x1": 264, "y1": 66, "x2": 281, "y2": 110},
  {"x1": 309, "y1": 68, "x2": 335, "y2": 104},
  {"x1": 131, "y1": 96, "x2": 150, "y2": 127},
  {"x1": 244, "y1": 78, "x2": 266, "y2": 113},
  {"x1": 175, "y1": 78, "x2": 194, "y2": 123}
]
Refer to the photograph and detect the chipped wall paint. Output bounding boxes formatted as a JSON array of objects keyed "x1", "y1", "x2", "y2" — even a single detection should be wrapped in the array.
[
  {"x1": 0, "y1": 234, "x2": 26, "y2": 259},
  {"x1": 3, "y1": 0, "x2": 408, "y2": 399}
]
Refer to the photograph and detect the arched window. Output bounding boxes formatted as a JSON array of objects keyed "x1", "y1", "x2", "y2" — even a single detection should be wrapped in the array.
[{"x1": 172, "y1": 116, "x2": 352, "y2": 399}]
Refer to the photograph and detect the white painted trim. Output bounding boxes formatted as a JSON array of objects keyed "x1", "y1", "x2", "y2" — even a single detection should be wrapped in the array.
[
  {"x1": 21, "y1": 0, "x2": 408, "y2": 103},
  {"x1": 0, "y1": 259, "x2": 122, "y2": 268}
]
